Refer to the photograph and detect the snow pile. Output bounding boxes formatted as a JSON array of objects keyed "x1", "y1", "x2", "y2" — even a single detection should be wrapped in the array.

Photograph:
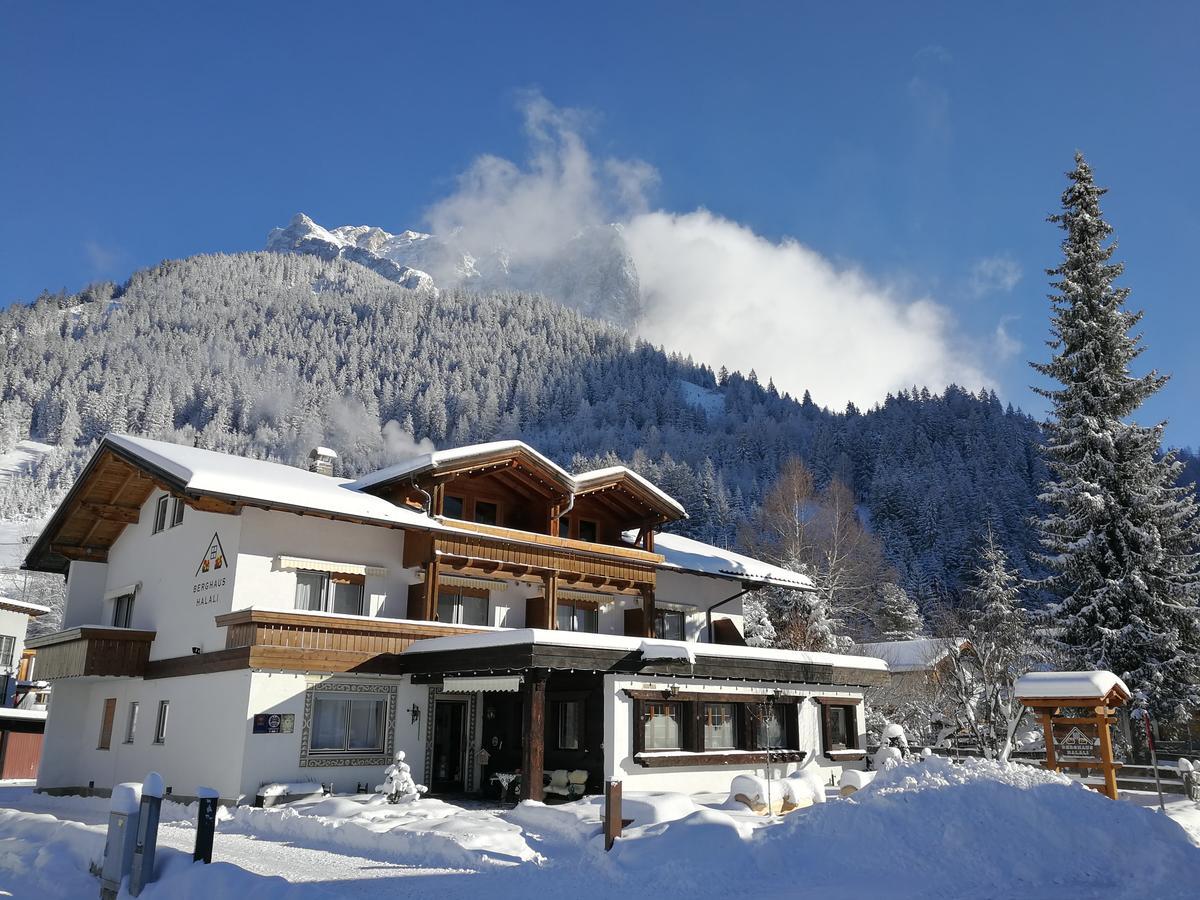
[
  {"x1": 1014, "y1": 670, "x2": 1131, "y2": 700},
  {"x1": 376, "y1": 750, "x2": 427, "y2": 803}
]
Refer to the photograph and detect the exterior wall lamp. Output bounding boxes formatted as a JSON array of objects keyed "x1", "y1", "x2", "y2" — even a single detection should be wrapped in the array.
[{"x1": 408, "y1": 703, "x2": 421, "y2": 725}]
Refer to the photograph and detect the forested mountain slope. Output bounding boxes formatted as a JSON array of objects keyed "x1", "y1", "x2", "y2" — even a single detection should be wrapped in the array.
[{"x1": 1, "y1": 251, "x2": 1046, "y2": 613}]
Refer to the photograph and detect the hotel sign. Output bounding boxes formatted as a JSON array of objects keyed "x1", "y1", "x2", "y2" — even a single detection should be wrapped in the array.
[
  {"x1": 193, "y1": 532, "x2": 229, "y2": 607},
  {"x1": 1053, "y1": 723, "x2": 1100, "y2": 761}
]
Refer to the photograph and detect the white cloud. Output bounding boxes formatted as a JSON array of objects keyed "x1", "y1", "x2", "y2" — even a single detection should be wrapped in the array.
[
  {"x1": 994, "y1": 316, "x2": 1022, "y2": 361},
  {"x1": 424, "y1": 93, "x2": 993, "y2": 409},
  {"x1": 969, "y1": 255, "x2": 1023, "y2": 296},
  {"x1": 83, "y1": 239, "x2": 122, "y2": 276}
]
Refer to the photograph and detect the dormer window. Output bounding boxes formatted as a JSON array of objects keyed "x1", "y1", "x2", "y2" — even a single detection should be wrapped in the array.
[{"x1": 474, "y1": 501, "x2": 498, "y2": 526}]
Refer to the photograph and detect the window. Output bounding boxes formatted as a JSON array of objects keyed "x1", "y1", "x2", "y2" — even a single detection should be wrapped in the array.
[
  {"x1": 98, "y1": 698, "x2": 117, "y2": 750},
  {"x1": 702, "y1": 703, "x2": 737, "y2": 750},
  {"x1": 112, "y1": 593, "x2": 134, "y2": 629},
  {"x1": 124, "y1": 701, "x2": 139, "y2": 743},
  {"x1": 820, "y1": 702, "x2": 859, "y2": 753},
  {"x1": 309, "y1": 693, "x2": 387, "y2": 753},
  {"x1": 443, "y1": 495, "x2": 464, "y2": 519},
  {"x1": 171, "y1": 497, "x2": 185, "y2": 527},
  {"x1": 436, "y1": 589, "x2": 488, "y2": 625},
  {"x1": 474, "y1": 501, "x2": 498, "y2": 526},
  {"x1": 152, "y1": 495, "x2": 169, "y2": 533},
  {"x1": 751, "y1": 704, "x2": 787, "y2": 750},
  {"x1": 558, "y1": 700, "x2": 583, "y2": 750},
  {"x1": 294, "y1": 571, "x2": 365, "y2": 616},
  {"x1": 0, "y1": 635, "x2": 14, "y2": 668},
  {"x1": 641, "y1": 701, "x2": 682, "y2": 750},
  {"x1": 653, "y1": 609, "x2": 686, "y2": 641},
  {"x1": 153, "y1": 700, "x2": 169, "y2": 744},
  {"x1": 577, "y1": 519, "x2": 598, "y2": 543},
  {"x1": 556, "y1": 599, "x2": 599, "y2": 633}
]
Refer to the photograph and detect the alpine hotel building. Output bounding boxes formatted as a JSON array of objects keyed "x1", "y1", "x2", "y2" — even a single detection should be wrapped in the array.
[{"x1": 26, "y1": 435, "x2": 887, "y2": 803}]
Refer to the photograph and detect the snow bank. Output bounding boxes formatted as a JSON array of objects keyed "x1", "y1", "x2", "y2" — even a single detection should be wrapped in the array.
[{"x1": 258, "y1": 780, "x2": 323, "y2": 798}]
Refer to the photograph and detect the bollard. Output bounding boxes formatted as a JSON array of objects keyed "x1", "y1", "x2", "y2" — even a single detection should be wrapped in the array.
[
  {"x1": 99, "y1": 783, "x2": 142, "y2": 900},
  {"x1": 194, "y1": 786, "x2": 219, "y2": 864},
  {"x1": 129, "y1": 772, "x2": 164, "y2": 897},
  {"x1": 604, "y1": 779, "x2": 631, "y2": 852}
]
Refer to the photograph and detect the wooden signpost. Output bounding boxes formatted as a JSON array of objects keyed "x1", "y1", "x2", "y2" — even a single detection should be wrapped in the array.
[{"x1": 1015, "y1": 671, "x2": 1131, "y2": 800}]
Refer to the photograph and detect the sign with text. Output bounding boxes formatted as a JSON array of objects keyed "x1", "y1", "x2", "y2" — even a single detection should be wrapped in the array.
[
  {"x1": 193, "y1": 532, "x2": 229, "y2": 607},
  {"x1": 253, "y1": 713, "x2": 295, "y2": 735},
  {"x1": 1053, "y1": 723, "x2": 1100, "y2": 760}
]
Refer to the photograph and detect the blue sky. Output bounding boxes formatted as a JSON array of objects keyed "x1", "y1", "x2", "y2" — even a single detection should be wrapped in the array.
[{"x1": 3, "y1": 3, "x2": 1198, "y2": 444}]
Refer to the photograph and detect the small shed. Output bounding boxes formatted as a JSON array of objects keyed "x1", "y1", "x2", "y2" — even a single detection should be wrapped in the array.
[{"x1": 1015, "y1": 671, "x2": 1131, "y2": 800}]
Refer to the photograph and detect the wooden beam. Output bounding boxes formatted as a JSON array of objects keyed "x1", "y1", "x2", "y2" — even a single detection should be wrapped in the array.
[
  {"x1": 79, "y1": 501, "x2": 141, "y2": 524},
  {"x1": 543, "y1": 573, "x2": 558, "y2": 629},
  {"x1": 423, "y1": 557, "x2": 441, "y2": 621},
  {"x1": 49, "y1": 543, "x2": 107, "y2": 563},
  {"x1": 521, "y1": 673, "x2": 547, "y2": 801},
  {"x1": 640, "y1": 587, "x2": 656, "y2": 638}
]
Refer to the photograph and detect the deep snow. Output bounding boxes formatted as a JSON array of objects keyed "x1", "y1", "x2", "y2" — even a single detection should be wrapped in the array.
[{"x1": 1, "y1": 758, "x2": 1197, "y2": 899}]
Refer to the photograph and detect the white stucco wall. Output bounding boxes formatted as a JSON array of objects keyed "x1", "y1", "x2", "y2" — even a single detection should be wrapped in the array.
[
  {"x1": 652, "y1": 570, "x2": 748, "y2": 641},
  {"x1": 0, "y1": 608, "x2": 30, "y2": 665},
  {"x1": 62, "y1": 560, "x2": 109, "y2": 628},
  {"x1": 602, "y1": 674, "x2": 867, "y2": 795},
  {"x1": 102, "y1": 491, "x2": 243, "y2": 659},
  {"x1": 36, "y1": 670, "x2": 253, "y2": 801},
  {"x1": 233, "y1": 507, "x2": 417, "y2": 618},
  {"x1": 242, "y1": 672, "x2": 431, "y2": 798}
]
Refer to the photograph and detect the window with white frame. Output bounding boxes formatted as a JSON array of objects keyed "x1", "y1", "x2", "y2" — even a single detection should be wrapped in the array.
[
  {"x1": 152, "y1": 495, "x2": 169, "y2": 533},
  {"x1": 124, "y1": 701, "x2": 139, "y2": 743},
  {"x1": 171, "y1": 497, "x2": 185, "y2": 527},
  {"x1": 436, "y1": 588, "x2": 488, "y2": 625},
  {"x1": 555, "y1": 598, "x2": 599, "y2": 633},
  {"x1": 294, "y1": 571, "x2": 365, "y2": 616},
  {"x1": 0, "y1": 635, "x2": 14, "y2": 668},
  {"x1": 112, "y1": 593, "x2": 135, "y2": 629},
  {"x1": 153, "y1": 700, "x2": 169, "y2": 744},
  {"x1": 653, "y1": 608, "x2": 686, "y2": 641},
  {"x1": 308, "y1": 692, "x2": 387, "y2": 753}
]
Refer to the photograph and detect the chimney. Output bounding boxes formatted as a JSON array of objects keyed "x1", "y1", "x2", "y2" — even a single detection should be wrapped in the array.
[{"x1": 308, "y1": 447, "x2": 338, "y2": 477}]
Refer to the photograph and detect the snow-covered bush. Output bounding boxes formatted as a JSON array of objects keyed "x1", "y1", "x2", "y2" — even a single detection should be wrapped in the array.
[{"x1": 376, "y1": 751, "x2": 426, "y2": 804}]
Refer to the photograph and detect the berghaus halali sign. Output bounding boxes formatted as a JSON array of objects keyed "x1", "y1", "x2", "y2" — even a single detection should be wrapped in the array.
[{"x1": 193, "y1": 532, "x2": 228, "y2": 606}]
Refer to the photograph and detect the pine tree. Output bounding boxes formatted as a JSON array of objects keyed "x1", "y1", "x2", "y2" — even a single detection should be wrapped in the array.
[
  {"x1": 872, "y1": 583, "x2": 924, "y2": 641},
  {"x1": 1032, "y1": 153, "x2": 1200, "y2": 719}
]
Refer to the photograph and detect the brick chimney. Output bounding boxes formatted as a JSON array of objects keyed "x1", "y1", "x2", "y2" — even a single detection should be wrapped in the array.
[{"x1": 308, "y1": 446, "x2": 338, "y2": 477}]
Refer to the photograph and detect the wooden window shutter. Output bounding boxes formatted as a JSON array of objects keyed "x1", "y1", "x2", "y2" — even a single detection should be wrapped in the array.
[{"x1": 98, "y1": 698, "x2": 117, "y2": 750}]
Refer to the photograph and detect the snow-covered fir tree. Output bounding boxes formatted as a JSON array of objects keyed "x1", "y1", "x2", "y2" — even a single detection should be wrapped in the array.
[
  {"x1": 1032, "y1": 153, "x2": 1200, "y2": 720},
  {"x1": 871, "y1": 583, "x2": 924, "y2": 641}
]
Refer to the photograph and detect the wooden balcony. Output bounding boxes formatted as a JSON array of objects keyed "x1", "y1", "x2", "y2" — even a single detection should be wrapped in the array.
[
  {"x1": 25, "y1": 627, "x2": 156, "y2": 679},
  {"x1": 212, "y1": 609, "x2": 488, "y2": 675}
]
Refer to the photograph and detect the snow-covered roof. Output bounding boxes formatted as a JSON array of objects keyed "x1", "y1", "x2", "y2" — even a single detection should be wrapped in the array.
[
  {"x1": 106, "y1": 434, "x2": 441, "y2": 531},
  {"x1": 0, "y1": 707, "x2": 47, "y2": 722},
  {"x1": 0, "y1": 596, "x2": 52, "y2": 617},
  {"x1": 573, "y1": 466, "x2": 687, "y2": 517},
  {"x1": 647, "y1": 532, "x2": 814, "y2": 590},
  {"x1": 854, "y1": 638, "x2": 967, "y2": 673},
  {"x1": 1014, "y1": 671, "x2": 1131, "y2": 701},
  {"x1": 402, "y1": 627, "x2": 886, "y2": 671},
  {"x1": 348, "y1": 440, "x2": 574, "y2": 491}
]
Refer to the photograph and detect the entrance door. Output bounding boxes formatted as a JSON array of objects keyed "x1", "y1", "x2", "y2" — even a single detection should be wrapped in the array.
[{"x1": 431, "y1": 699, "x2": 469, "y2": 793}]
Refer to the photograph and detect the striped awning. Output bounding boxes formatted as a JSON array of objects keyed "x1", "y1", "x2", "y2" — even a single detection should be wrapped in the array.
[
  {"x1": 557, "y1": 589, "x2": 609, "y2": 605},
  {"x1": 442, "y1": 675, "x2": 523, "y2": 693},
  {"x1": 277, "y1": 557, "x2": 387, "y2": 578},
  {"x1": 418, "y1": 573, "x2": 509, "y2": 592}
]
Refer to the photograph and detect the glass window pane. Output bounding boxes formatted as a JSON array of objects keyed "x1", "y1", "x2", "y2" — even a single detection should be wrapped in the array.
[
  {"x1": 577, "y1": 520, "x2": 598, "y2": 543},
  {"x1": 153, "y1": 496, "x2": 168, "y2": 532},
  {"x1": 829, "y1": 707, "x2": 849, "y2": 750},
  {"x1": 575, "y1": 605, "x2": 599, "y2": 633},
  {"x1": 331, "y1": 579, "x2": 364, "y2": 616},
  {"x1": 559, "y1": 700, "x2": 581, "y2": 749},
  {"x1": 460, "y1": 594, "x2": 488, "y2": 626},
  {"x1": 295, "y1": 573, "x2": 325, "y2": 611},
  {"x1": 443, "y1": 496, "x2": 464, "y2": 518},
  {"x1": 348, "y1": 699, "x2": 384, "y2": 751},
  {"x1": 474, "y1": 501, "x2": 498, "y2": 526},
  {"x1": 704, "y1": 703, "x2": 736, "y2": 749},
  {"x1": 556, "y1": 602, "x2": 574, "y2": 631},
  {"x1": 311, "y1": 696, "x2": 348, "y2": 750},
  {"x1": 755, "y1": 706, "x2": 785, "y2": 749},
  {"x1": 171, "y1": 498, "x2": 185, "y2": 527},
  {"x1": 643, "y1": 702, "x2": 681, "y2": 750},
  {"x1": 436, "y1": 592, "x2": 456, "y2": 623}
]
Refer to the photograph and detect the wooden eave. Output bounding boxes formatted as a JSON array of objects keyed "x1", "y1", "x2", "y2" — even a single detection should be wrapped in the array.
[
  {"x1": 574, "y1": 475, "x2": 684, "y2": 525},
  {"x1": 397, "y1": 642, "x2": 888, "y2": 687},
  {"x1": 368, "y1": 447, "x2": 575, "y2": 502}
]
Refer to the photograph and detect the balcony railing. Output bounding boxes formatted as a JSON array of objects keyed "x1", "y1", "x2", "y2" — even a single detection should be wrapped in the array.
[
  {"x1": 25, "y1": 626, "x2": 156, "y2": 679},
  {"x1": 213, "y1": 609, "x2": 488, "y2": 674}
]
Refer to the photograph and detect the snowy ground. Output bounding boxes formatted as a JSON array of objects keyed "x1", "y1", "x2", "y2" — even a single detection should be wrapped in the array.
[
  {"x1": 0, "y1": 439, "x2": 55, "y2": 567},
  {"x1": 1, "y1": 759, "x2": 1198, "y2": 899}
]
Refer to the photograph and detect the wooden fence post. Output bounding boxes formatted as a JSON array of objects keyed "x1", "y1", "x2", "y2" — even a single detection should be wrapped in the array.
[{"x1": 604, "y1": 779, "x2": 622, "y2": 851}]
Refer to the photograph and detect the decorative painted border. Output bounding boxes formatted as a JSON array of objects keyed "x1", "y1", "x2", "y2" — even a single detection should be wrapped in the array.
[
  {"x1": 423, "y1": 685, "x2": 437, "y2": 784},
  {"x1": 421, "y1": 687, "x2": 479, "y2": 792},
  {"x1": 298, "y1": 681, "x2": 398, "y2": 769}
]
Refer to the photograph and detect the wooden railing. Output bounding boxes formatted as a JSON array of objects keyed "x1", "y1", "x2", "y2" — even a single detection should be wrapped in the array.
[
  {"x1": 25, "y1": 627, "x2": 156, "y2": 679},
  {"x1": 213, "y1": 609, "x2": 488, "y2": 674},
  {"x1": 443, "y1": 519, "x2": 663, "y2": 564}
]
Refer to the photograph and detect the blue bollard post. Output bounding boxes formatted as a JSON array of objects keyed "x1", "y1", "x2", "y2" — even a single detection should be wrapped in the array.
[
  {"x1": 98, "y1": 783, "x2": 142, "y2": 900},
  {"x1": 129, "y1": 772, "x2": 164, "y2": 897}
]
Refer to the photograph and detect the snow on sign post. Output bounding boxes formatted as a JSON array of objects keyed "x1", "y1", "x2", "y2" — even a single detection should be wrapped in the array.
[{"x1": 1015, "y1": 671, "x2": 1131, "y2": 800}]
